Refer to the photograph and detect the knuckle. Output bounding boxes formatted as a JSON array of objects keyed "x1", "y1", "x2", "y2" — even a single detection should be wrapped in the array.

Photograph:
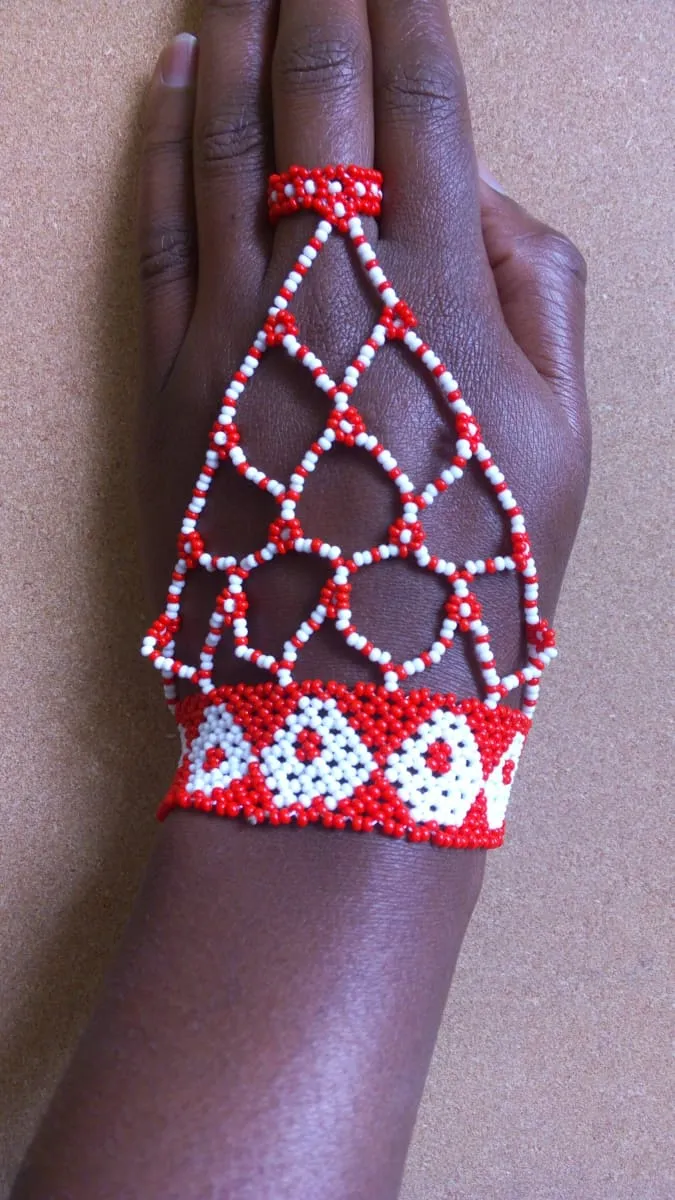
[
  {"x1": 380, "y1": 57, "x2": 468, "y2": 127},
  {"x1": 139, "y1": 222, "x2": 194, "y2": 289},
  {"x1": 529, "y1": 229, "x2": 588, "y2": 287},
  {"x1": 197, "y1": 105, "x2": 266, "y2": 175},
  {"x1": 274, "y1": 26, "x2": 367, "y2": 96},
  {"x1": 142, "y1": 130, "x2": 192, "y2": 167}
]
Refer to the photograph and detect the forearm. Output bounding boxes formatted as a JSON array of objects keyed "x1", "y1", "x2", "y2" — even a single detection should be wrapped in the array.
[{"x1": 13, "y1": 815, "x2": 485, "y2": 1200}]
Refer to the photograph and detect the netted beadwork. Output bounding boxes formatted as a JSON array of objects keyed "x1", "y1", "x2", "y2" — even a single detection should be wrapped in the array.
[{"x1": 142, "y1": 165, "x2": 557, "y2": 847}]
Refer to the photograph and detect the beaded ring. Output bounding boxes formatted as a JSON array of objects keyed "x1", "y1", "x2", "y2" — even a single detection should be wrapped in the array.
[{"x1": 142, "y1": 165, "x2": 557, "y2": 849}]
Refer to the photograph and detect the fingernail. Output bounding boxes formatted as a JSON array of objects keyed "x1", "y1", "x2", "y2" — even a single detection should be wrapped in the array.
[
  {"x1": 478, "y1": 159, "x2": 508, "y2": 196},
  {"x1": 160, "y1": 33, "x2": 198, "y2": 89}
]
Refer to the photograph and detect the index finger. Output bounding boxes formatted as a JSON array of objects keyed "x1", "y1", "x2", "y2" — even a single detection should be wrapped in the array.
[{"x1": 368, "y1": 0, "x2": 481, "y2": 251}]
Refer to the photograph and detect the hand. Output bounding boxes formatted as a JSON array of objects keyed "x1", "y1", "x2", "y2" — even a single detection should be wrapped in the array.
[
  {"x1": 11, "y1": 10, "x2": 592, "y2": 1198},
  {"x1": 137, "y1": 2, "x2": 589, "y2": 706}
]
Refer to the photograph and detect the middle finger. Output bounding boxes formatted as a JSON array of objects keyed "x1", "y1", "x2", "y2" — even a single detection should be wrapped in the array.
[{"x1": 272, "y1": 0, "x2": 374, "y2": 170}]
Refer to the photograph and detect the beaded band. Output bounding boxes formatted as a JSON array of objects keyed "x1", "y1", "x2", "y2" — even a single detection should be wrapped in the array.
[{"x1": 142, "y1": 165, "x2": 557, "y2": 848}]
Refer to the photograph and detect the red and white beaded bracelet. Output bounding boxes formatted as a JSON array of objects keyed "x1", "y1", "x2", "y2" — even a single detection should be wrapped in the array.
[{"x1": 142, "y1": 164, "x2": 557, "y2": 849}]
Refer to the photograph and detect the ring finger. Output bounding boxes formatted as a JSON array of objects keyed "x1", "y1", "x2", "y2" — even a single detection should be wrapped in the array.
[{"x1": 193, "y1": 0, "x2": 277, "y2": 306}]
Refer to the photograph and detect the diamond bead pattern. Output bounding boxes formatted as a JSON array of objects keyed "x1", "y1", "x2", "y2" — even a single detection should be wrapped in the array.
[
  {"x1": 161, "y1": 682, "x2": 530, "y2": 848},
  {"x1": 260, "y1": 695, "x2": 377, "y2": 810}
]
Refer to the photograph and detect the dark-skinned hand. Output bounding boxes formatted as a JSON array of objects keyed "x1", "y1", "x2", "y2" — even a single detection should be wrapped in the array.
[{"x1": 137, "y1": 1, "x2": 590, "y2": 702}]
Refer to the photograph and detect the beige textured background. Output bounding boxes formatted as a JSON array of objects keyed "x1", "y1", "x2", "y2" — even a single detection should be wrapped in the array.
[{"x1": 1, "y1": 1, "x2": 672, "y2": 1196}]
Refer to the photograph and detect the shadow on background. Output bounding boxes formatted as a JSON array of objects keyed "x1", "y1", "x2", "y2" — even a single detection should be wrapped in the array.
[{"x1": 0, "y1": 10, "x2": 202, "y2": 1172}]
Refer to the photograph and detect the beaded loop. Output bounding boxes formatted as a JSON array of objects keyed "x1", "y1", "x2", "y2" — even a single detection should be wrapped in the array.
[
  {"x1": 268, "y1": 164, "x2": 383, "y2": 231},
  {"x1": 142, "y1": 166, "x2": 558, "y2": 848}
]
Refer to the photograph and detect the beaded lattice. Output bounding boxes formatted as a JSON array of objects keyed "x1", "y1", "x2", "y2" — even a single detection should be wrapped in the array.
[{"x1": 142, "y1": 165, "x2": 557, "y2": 847}]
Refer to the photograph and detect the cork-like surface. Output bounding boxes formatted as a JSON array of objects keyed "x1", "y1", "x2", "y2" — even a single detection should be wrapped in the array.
[{"x1": 1, "y1": 3, "x2": 671, "y2": 1195}]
